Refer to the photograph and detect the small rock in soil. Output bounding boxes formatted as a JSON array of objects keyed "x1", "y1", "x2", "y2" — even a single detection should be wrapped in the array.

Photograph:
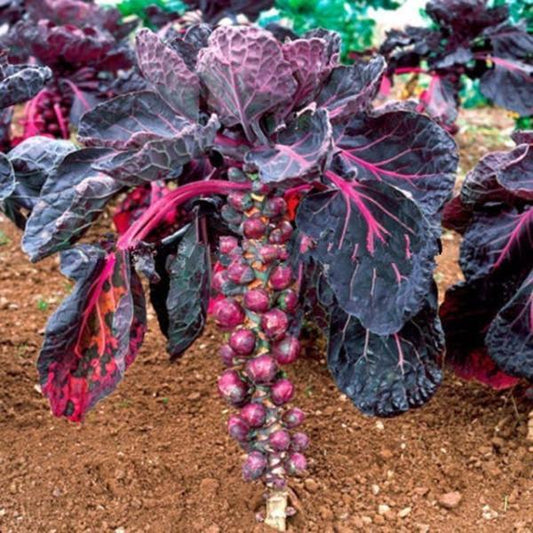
[
  {"x1": 373, "y1": 514, "x2": 386, "y2": 525},
  {"x1": 398, "y1": 507, "x2": 412, "y2": 518},
  {"x1": 319, "y1": 506, "x2": 334, "y2": 521},
  {"x1": 438, "y1": 491, "x2": 462, "y2": 510},
  {"x1": 304, "y1": 479, "x2": 319, "y2": 493},
  {"x1": 378, "y1": 504, "x2": 391, "y2": 515}
]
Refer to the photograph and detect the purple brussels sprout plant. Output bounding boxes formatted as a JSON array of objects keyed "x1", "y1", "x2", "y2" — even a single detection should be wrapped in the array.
[
  {"x1": 1, "y1": 25, "x2": 458, "y2": 529},
  {"x1": 379, "y1": 0, "x2": 533, "y2": 131}
]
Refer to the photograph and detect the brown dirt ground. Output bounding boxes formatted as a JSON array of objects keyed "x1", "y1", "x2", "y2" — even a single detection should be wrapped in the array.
[{"x1": 0, "y1": 109, "x2": 531, "y2": 533}]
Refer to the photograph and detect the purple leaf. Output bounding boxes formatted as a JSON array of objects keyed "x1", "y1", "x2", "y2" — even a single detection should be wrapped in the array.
[
  {"x1": 1, "y1": 137, "x2": 76, "y2": 228},
  {"x1": 460, "y1": 207, "x2": 533, "y2": 281},
  {"x1": 440, "y1": 278, "x2": 522, "y2": 390},
  {"x1": 136, "y1": 29, "x2": 200, "y2": 121},
  {"x1": 38, "y1": 246, "x2": 146, "y2": 421},
  {"x1": 150, "y1": 222, "x2": 210, "y2": 360},
  {"x1": 94, "y1": 115, "x2": 219, "y2": 184},
  {"x1": 296, "y1": 174, "x2": 438, "y2": 335},
  {"x1": 315, "y1": 57, "x2": 385, "y2": 122},
  {"x1": 0, "y1": 63, "x2": 52, "y2": 109},
  {"x1": 328, "y1": 286, "x2": 443, "y2": 417},
  {"x1": 335, "y1": 108, "x2": 457, "y2": 223},
  {"x1": 22, "y1": 148, "x2": 121, "y2": 261},
  {"x1": 282, "y1": 37, "x2": 338, "y2": 107},
  {"x1": 197, "y1": 26, "x2": 297, "y2": 141},
  {"x1": 418, "y1": 75, "x2": 459, "y2": 127},
  {"x1": 486, "y1": 271, "x2": 533, "y2": 381},
  {"x1": 480, "y1": 23, "x2": 533, "y2": 117},
  {"x1": 245, "y1": 109, "x2": 332, "y2": 185},
  {"x1": 78, "y1": 91, "x2": 194, "y2": 150}
]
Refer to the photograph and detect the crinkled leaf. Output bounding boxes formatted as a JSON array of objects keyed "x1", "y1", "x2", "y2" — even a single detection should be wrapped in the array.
[
  {"x1": 0, "y1": 63, "x2": 51, "y2": 109},
  {"x1": 315, "y1": 56, "x2": 385, "y2": 122},
  {"x1": 79, "y1": 91, "x2": 193, "y2": 150},
  {"x1": 440, "y1": 277, "x2": 522, "y2": 389},
  {"x1": 23, "y1": 148, "x2": 121, "y2": 261},
  {"x1": 460, "y1": 207, "x2": 533, "y2": 281},
  {"x1": 461, "y1": 144, "x2": 533, "y2": 207},
  {"x1": 296, "y1": 176, "x2": 438, "y2": 334},
  {"x1": 282, "y1": 37, "x2": 338, "y2": 107},
  {"x1": 197, "y1": 26, "x2": 297, "y2": 140},
  {"x1": 94, "y1": 115, "x2": 219, "y2": 184},
  {"x1": 245, "y1": 109, "x2": 332, "y2": 185},
  {"x1": 136, "y1": 29, "x2": 200, "y2": 121},
  {"x1": 335, "y1": 108, "x2": 457, "y2": 223},
  {"x1": 150, "y1": 222, "x2": 210, "y2": 360},
  {"x1": 486, "y1": 271, "x2": 533, "y2": 381},
  {"x1": 1, "y1": 137, "x2": 76, "y2": 228},
  {"x1": 442, "y1": 195, "x2": 473, "y2": 234},
  {"x1": 328, "y1": 287, "x2": 443, "y2": 417},
  {"x1": 38, "y1": 246, "x2": 146, "y2": 421}
]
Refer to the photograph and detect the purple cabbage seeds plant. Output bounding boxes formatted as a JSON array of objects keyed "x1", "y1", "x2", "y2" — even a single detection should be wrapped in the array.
[
  {"x1": 3, "y1": 26, "x2": 458, "y2": 529},
  {"x1": 380, "y1": 0, "x2": 533, "y2": 130},
  {"x1": 441, "y1": 130, "x2": 532, "y2": 389}
]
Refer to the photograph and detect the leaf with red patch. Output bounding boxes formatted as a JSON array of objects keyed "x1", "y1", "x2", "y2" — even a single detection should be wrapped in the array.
[
  {"x1": 440, "y1": 278, "x2": 522, "y2": 390},
  {"x1": 38, "y1": 245, "x2": 146, "y2": 421}
]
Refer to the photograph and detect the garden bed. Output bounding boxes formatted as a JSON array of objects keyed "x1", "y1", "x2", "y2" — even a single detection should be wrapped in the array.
[{"x1": 0, "y1": 109, "x2": 531, "y2": 533}]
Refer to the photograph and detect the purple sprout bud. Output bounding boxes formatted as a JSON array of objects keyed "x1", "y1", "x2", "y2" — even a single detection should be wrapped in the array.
[
  {"x1": 245, "y1": 355, "x2": 277, "y2": 384},
  {"x1": 219, "y1": 344, "x2": 235, "y2": 366},
  {"x1": 227, "y1": 261, "x2": 255, "y2": 284},
  {"x1": 271, "y1": 378, "x2": 295, "y2": 405},
  {"x1": 228, "y1": 167, "x2": 247, "y2": 183},
  {"x1": 263, "y1": 197, "x2": 287, "y2": 217},
  {"x1": 269, "y1": 220, "x2": 293, "y2": 244},
  {"x1": 213, "y1": 298, "x2": 245, "y2": 329},
  {"x1": 286, "y1": 452, "x2": 307, "y2": 476},
  {"x1": 212, "y1": 270, "x2": 229, "y2": 294},
  {"x1": 240, "y1": 402, "x2": 267, "y2": 428},
  {"x1": 221, "y1": 204, "x2": 242, "y2": 226},
  {"x1": 229, "y1": 329, "x2": 256, "y2": 356},
  {"x1": 291, "y1": 432, "x2": 309, "y2": 452},
  {"x1": 243, "y1": 288, "x2": 270, "y2": 313},
  {"x1": 228, "y1": 191, "x2": 253, "y2": 212},
  {"x1": 243, "y1": 451, "x2": 267, "y2": 481},
  {"x1": 269, "y1": 265, "x2": 293, "y2": 291},
  {"x1": 243, "y1": 216, "x2": 267, "y2": 239},
  {"x1": 283, "y1": 407, "x2": 305, "y2": 428},
  {"x1": 219, "y1": 236, "x2": 239, "y2": 255},
  {"x1": 273, "y1": 336, "x2": 301, "y2": 365},
  {"x1": 278, "y1": 289, "x2": 298, "y2": 313},
  {"x1": 261, "y1": 308, "x2": 289, "y2": 340},
  {"x1": 257, "y1": 245, "x2": 279, "y2": 264},
  {"x1": 217, "y1": 369, "x2": 248, "y2": 405},
  {"x1": 227, "y1": 415, "x2": 249, "y2": 442},
  {"x1": 269, "y1": 429, "x2": 291, "y2": 451}
]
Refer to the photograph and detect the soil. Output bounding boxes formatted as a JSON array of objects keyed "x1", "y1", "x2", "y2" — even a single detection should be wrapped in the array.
[{"x1": 0, "y1": 109, "x2": 531, "y2": 533}]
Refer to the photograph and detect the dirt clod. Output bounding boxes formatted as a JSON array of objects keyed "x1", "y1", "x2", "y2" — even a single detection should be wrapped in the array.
[{"x1": 438, "y1": 492, "x2": 463, "y2": 510}]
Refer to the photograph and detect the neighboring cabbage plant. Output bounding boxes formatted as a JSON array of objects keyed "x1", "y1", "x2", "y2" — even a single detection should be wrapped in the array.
[
  {"x1": 380, "y1": 0, "x2": 533, "y2": 131},
  {"x1": 441, "y1": 130, "x2": 532, "y2": 389}
]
